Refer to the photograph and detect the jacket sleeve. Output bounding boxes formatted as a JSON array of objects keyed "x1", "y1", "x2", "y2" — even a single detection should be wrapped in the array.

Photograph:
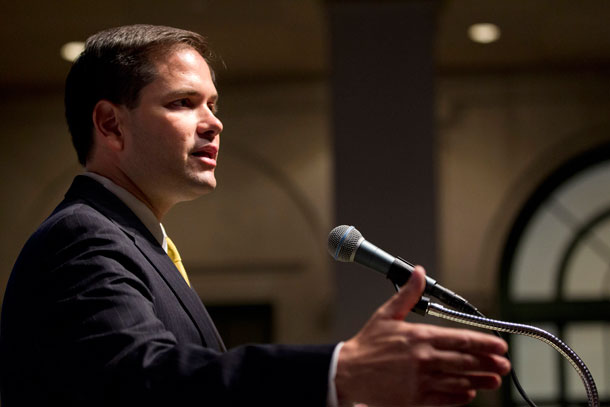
[{"x1": 4, "y1": 206, "x2": 334, "y2": 407}]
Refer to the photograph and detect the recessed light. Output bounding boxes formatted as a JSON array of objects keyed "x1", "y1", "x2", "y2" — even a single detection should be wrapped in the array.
[
  {"x1": 60, "y1": 41, "x2": 85, "y2": 62},
  {"x1": 467, "y1": 23, "x2": 501, "y2": 44}
]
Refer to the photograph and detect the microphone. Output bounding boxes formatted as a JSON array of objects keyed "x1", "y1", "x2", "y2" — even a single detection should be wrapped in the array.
[{"x1": 328, "y1": 225, "x2": 477, "y2": 314}]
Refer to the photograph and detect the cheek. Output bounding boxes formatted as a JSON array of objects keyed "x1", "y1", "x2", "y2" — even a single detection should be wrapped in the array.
[
  {"x1": 163, "y1": 115, "x2": 196, "y2": 146},
  {"x1": 126, "y1": 112, "x2": 196, "y2": 159}
]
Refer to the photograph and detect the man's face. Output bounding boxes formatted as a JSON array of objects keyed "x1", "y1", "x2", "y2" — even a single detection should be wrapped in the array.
[{"x1": 118, "y1": 46, "x2": 223, "y2": 209}]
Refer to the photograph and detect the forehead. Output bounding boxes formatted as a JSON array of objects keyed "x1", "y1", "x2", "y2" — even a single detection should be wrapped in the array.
[{"x1": 145, "y1": 46, "x2": 217, "y2": 96}]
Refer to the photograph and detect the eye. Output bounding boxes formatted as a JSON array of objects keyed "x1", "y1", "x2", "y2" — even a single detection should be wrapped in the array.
[
  {"x1": 169, "y1": 98, "x2": 193, "y2": 109},
  {"x1": 208, "y1": 103, "x2": 219, "y2": 115}
]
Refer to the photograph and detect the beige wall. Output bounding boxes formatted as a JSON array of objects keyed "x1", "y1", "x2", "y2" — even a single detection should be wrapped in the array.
[
  {"x1": 2, "y1": 70, "x2": 610, "y2": 342},
  {"x1": 0, "y1": 91, "x2": 80, "y2": 298},
  {"x1": 165, "y1": 81, "x2": 334, "y2": 344},
  {"x1": 0, "y1": 81, "x2": 334, "y2": 344},
  {"x1": 438, "y1": 71, "x2": 610, "y2": 310}
]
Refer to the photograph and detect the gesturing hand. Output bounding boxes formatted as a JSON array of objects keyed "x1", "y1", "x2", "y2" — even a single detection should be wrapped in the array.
[{"x1": 335, "y1": 266, "x2": 511, "y2": 407}]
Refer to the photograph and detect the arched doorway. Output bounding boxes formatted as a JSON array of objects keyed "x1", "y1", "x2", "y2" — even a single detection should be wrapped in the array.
[{"x1": 500, "y1": 144, "x2": 610, "y2": 406}]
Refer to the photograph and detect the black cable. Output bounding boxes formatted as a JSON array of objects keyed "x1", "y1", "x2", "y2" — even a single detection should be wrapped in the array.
[
  {"x1": 477, "y1": 311, "x2": 538, "y2": 407},
  {"x1": 392, "y1": 283, "x2": 537, "y2": 407}
]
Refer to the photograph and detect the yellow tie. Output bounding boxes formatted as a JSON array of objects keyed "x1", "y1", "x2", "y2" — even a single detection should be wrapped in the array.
[{"x1": 166, "y1": 236, "x2": 191, "y2": 287}]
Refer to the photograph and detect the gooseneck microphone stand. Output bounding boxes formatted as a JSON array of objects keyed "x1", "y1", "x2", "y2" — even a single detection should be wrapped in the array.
[
  {"x1": 328, "y1": 225, "x2": 599, "y2": 407},
  {"x1": 403, "y1": 286, "x2": 600, "y2": 407}
]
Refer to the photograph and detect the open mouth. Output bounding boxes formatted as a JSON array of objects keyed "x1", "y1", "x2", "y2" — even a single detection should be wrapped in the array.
[
  {"x1": 191, "y1": 145, "x2": 218, "y2": 160},
  {"x1": 192, "y1": 150, "x2": 214, "y2": 159},
  {"x1": 191, "y1": 146, "x2": 218, "y2": 166}
]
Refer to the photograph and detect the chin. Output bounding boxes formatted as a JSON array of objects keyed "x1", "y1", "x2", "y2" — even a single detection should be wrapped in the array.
[
  {"x1": 177, "y1": 184, "x2": 215, "y2": 203},
  {"x1": 176, "y1": 172, "x2": 216, "y2": 198},
  {"x1": 193, "y1": 177, "x2": 217, "y2": 194}
]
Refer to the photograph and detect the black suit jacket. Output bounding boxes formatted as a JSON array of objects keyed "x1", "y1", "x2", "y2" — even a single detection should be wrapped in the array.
[{"x1": 0, "y1": 175, "x2": 334, "y2": 406}]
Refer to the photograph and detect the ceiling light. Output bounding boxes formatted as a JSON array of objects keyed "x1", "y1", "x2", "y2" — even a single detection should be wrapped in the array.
[
  {"x1": 467, "y1": 23, "x2": 501, "y2": 44},
  {"x1": 60, "y1": 41, "x2": 85, "y2": 62}
]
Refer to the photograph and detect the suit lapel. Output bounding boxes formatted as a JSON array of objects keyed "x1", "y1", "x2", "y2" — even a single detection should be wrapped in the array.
[
  {"x1": 131, "y1": 234, "x2": 226, "y2": 352},
  {"x1": 63, "y1": 175, "x2": 226, "y2": 352}
]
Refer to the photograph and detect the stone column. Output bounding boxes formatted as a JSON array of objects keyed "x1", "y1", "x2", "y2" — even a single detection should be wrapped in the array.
[{"x1": 328, "y1": 0, "x2": 441, "y2": 338}]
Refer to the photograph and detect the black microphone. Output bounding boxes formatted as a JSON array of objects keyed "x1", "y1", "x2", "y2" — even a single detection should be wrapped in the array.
[{"x1": 328, "y1": 225, "x2": 478, "y2": 314}]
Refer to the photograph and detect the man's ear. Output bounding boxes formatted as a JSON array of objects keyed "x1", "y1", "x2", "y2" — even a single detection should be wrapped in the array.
[{"x1": 92, "y1": 100, "x2": 126, "y2": 152}]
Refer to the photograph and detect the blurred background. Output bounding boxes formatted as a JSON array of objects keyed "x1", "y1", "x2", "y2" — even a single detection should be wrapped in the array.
[{"x1": 1, "y1": 0, "x2": 609, "y2": 405}]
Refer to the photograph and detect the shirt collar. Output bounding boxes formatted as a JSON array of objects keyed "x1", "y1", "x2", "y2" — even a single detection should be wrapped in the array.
[{"x1": 83, "y1": 171, "x2": 168, "y2": 252}]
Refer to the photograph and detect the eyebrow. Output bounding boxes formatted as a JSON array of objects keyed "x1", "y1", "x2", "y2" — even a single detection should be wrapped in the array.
[
  {"x1": 165, "y1": 89, "x2": 220, "y2": 112},
  {"x1": 165, "y1": 89, "x2": 218, "y2": 100}
]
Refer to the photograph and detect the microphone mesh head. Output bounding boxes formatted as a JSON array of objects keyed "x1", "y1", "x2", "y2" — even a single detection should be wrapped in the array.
[{"x1": 327, "y1": 225, "x2": 363, "y2": 262}]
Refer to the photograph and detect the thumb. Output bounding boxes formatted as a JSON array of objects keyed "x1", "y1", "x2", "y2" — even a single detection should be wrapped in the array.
[{"x1": 376, "y1": 265, "x2": 427, "y2": 321}]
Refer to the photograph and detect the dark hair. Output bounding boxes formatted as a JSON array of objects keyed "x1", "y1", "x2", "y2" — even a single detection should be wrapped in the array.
[{"x1": 65, "y1": 24, "x2": 211, "y2": 165}]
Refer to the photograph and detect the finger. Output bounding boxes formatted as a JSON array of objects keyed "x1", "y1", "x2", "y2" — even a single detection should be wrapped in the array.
[
  {"x1": 427, "y1": 350, "x2": 511, "y2": 376},
  {"x1": 426, "y1": 326, "x2": 509, "y2": 355},
  {"x1": 418, "y1": 389, "x2": 476, "y2": 407},
  {"x1": 426, "y1": 372, "x2": 503, "y2": 393},
  {"x1": 463, "y1": 373, "x2": 503, "y2": 390},
  {"x1": 376, "y1": 265, "x2": 426, "y2": 321}
]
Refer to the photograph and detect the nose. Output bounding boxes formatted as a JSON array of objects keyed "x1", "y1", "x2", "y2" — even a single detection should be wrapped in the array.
[{"x1": 197, "y1": 110, "x2": 223, "y2": 141}]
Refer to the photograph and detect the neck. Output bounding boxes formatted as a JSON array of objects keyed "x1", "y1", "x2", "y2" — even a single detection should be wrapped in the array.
[{"x1": 85, "y1": 165, "x2": 172, "y2": 220}]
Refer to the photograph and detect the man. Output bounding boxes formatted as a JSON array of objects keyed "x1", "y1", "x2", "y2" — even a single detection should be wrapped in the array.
[{"x1": 0, "y1": 25, "x2": 510, "y2": 406}]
